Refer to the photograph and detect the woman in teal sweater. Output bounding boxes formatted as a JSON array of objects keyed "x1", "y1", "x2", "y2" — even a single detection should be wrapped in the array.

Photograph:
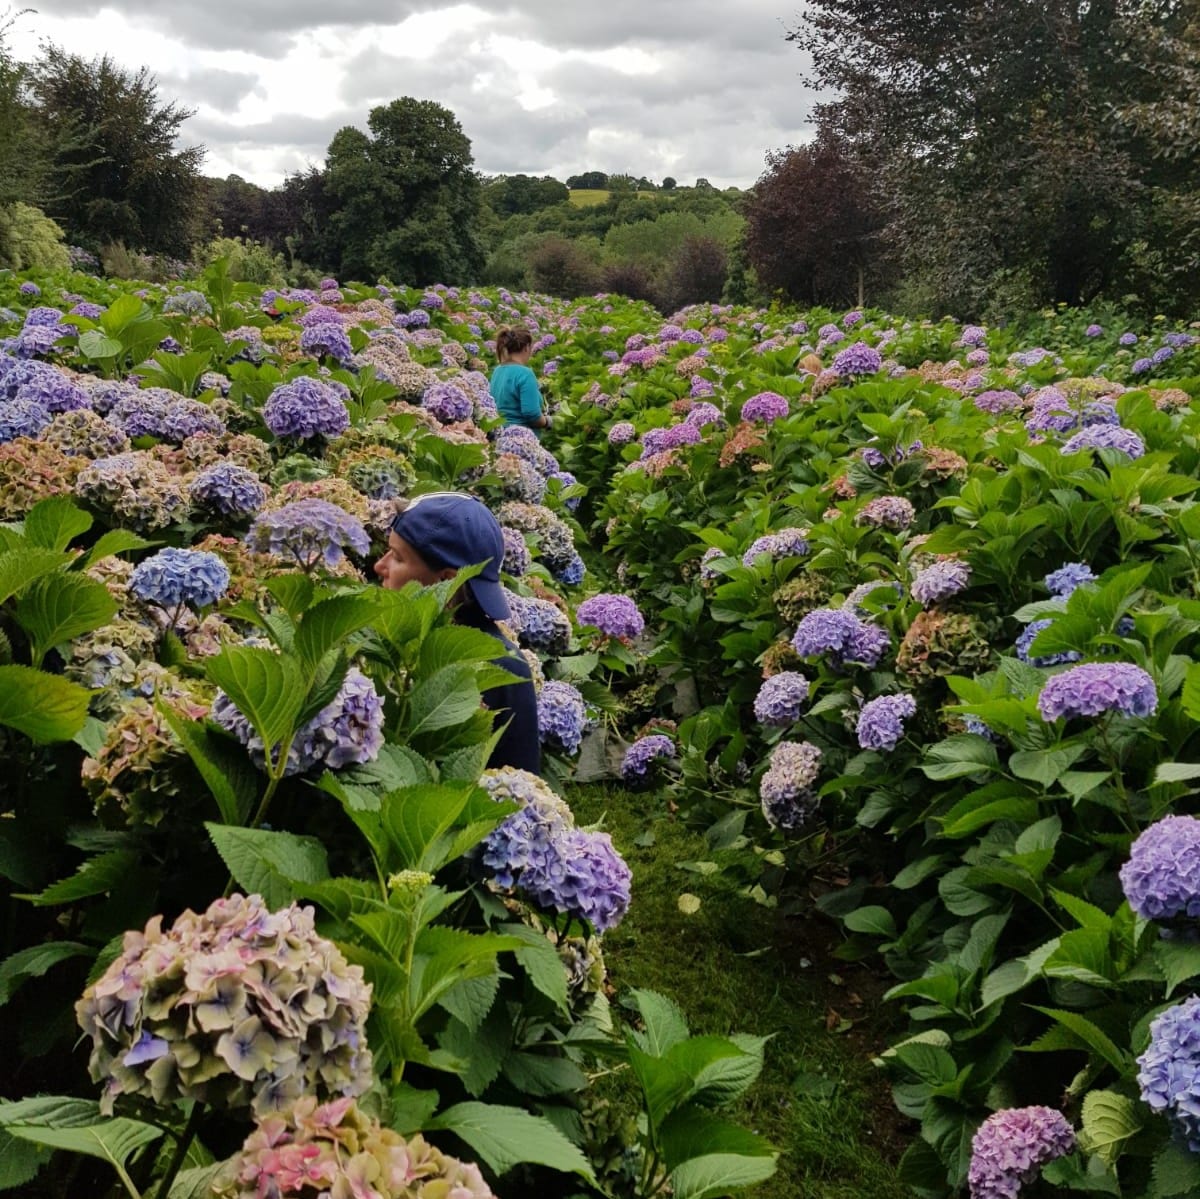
[{"x1": 489, "y1": 327, "x2": 550, "y2": 433}]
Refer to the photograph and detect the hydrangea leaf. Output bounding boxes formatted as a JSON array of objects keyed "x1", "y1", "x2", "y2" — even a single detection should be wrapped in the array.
[
  {"x1": 669, "y1": 1151, "x2": 779, "y2": 1199},
  {"x1": 15, "y1": 573, "x2": 117, "y2": 667},
  {"x1": 1077, "y1": 1089, "x2": 1144, "y2": 1167},
  {"x1": 21, "y1": 497, "x2": 92, "y2": 552},
  {"x1": 0, "y1": 664, "x2": 91, "y2": 743}
]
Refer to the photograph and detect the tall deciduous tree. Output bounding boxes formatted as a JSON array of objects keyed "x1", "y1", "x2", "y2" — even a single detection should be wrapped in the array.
[
  {"x1": 324, "y1": 97, "x2": 483, "y2": 284},
  {"x1": 31, "y1": 45, "x2": 204, "y2": 254},
  {"x1": 0, "y1": 12, "x2": 47, "y2": 208}
]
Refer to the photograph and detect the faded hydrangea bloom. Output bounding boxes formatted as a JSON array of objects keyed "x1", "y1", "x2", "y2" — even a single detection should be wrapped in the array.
[
  {"x1": 1138, "y1": 997, "x2": 1200, "y2": 1150},
  {"x1": 856, "y1": 693, "x2": 917, "y2": 752},
  {"x1": 759, "y1": 741, "x2": 822, "y2": 831},
  {"x1": 1120, "y1": 816, "x2": 1200, "y2": 923},
  {"x1": 213, "y1": 1097, "x2": 495, "y2": 1198},
  {"x1": 856, "y1": 495, "x2": 916, "y2": 531},
  {"x1": 505, "y1": 591, "x2": 571, "y2": 655},
  {"x1": 75, "y1": 893, "x2": 373, "y2": 1116},
  {"x1": 1037, "y1": 662, "x2": 1157, "y2": 721},
  {"x1": 967, "y1": 1106, "x2": 1075, "y2": 1199}
]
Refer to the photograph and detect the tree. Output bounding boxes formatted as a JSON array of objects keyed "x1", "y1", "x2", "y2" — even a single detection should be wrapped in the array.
[
  {"x1": 694, "y1": 177, "x2": 713, "y2": 189},
  {"x1": 663, "y1": 234, "x2": 728, "y2": 311},
  {"x1": 566, "y1": 171, "x2": 608, "y2": 190},
  {"x1": 0, "y1": 12, "x2": 49, "y2": 209},
  {"x1": 483, "y1": 174, "x2": 569, "y2": 216},
  {"x1": 527, "y1": 234, "x2": 602, "y2": 297},
  {"x1": 742, "y1": 132, "x2": 886, "y2": 306},
  {"x1": 31, "y1": 44, "x2": 204, "y2": 254},
  {"x1": 323, "y1": 97, "x2": 483, "y2": 284},
  {"x1": 661, "y1": 177, "x2": 677, "y2": 191}
]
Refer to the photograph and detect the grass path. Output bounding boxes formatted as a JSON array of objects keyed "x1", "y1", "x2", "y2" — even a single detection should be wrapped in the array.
[{"x1": 569, "y1": 784, "x2": 909, "y2": 1199}]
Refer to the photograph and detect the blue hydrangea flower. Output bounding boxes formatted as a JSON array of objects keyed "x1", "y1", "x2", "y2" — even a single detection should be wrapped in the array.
[
  {"x1": 792, "y1": 608, "x2": 889, "y2": 669},
  {"x1": 620, "y1": 734, "x2": 675, "y2": 781},
  {"x1": 130, "y1": 548, "x2": 230, "y2": 612},
  {"x1": 500, "y1": 526, "x2": 531, "y2": 576},
  {"x1": 506, "y1": 592, "x2": 571, "y2": 655},
  {"x1": 759, "y1": 741, "x2": 822, "y2": 831},
  {"x1": 14, "y1": 367, "x2": 89, "y2": 414},
  {"x1": 528, "y1": 829, "x2": 631, "y2": 932},
  {"x1": 753, "y1": 672, "x2": 808, "y2": 727},
  {"x1": 742, "y1": 528, "x2": 810, "y2": 566},
  {"x1": 911, "y1": 560, "x2": 971, "y2": 605},
  {"x1": 831, "y1": 342, "x2": 882, "y2": 378},
  {"x1": 300, "y1": 321, "x2": 353, "y2": 363},
  {"x1": 263, "y1": 377, "x2": 350, "y2": 441},
  {"x1": 1037, "y1": 662, "x2": 1157, "y2": 721},
  {"x1": 1060, "y1": 424, "x2": 1146, "y2": 458},
  {"x1": 537, "y1": 680, "x2": 587, "y2": 755},
  {"x1": 1045, "y1": 562, "x2": 1096, "y2": 598},
  {"x1": 856, "y1": 693, "x2": 917, "y2": 752},
  {"x1": 575, "y1": 594, "x2": 644, "y2": 639},
  {"x1": 189, "y1": 462, "x2": 267, "y2": 519},
  {"x1": 1137, "y1": 997, "x2": 1200, "y2": 1150},
  {"x1": 554, "y1": 553, "x2": 586, "y2": 586},
  {"x1": 421, "y1": 382, "x2": 473, "y2": 424},
  {"x1": 1120, "y1": 816, "x2": 1200, "y2": 923},
  {"x1": 246, "y1": 499, "x2": 370, "y2": 571},
  {"x1": 1015, "y1": 619, "x2": 1082, "y2": 668},
  {"x1": 1119, "y1": 332, "x2": 1138, "y2": 346},
  {"x1": 0, "y1": 396, "x2": 52, "y2": 442}
]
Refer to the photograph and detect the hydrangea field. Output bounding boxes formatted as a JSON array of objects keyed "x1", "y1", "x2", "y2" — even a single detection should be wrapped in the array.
[{"x1": 1, "y1": 260, "x2": 1200, "y2": 1199}]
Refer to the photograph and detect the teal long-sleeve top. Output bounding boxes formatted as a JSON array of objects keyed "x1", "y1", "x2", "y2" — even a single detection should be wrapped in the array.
[{"x1": 489, "y1": 363, "x2": 543, "y2": 428}]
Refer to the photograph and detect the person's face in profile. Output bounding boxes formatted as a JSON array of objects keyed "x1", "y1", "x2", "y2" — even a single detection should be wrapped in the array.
[{"x1": 373, "y1": 532, "x2": 451, "y2": 590}]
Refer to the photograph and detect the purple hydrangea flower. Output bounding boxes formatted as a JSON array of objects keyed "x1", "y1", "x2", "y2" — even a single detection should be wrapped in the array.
[
  {"x1": 857, "y1": 495, "x2": 916, "y2": 531},
  {"x1": 620, "y1": 734, "x2": 675, "y2": 780},
  {"x1": 685, "y1": 402, "x2": 723, "y2": 429},
  {"x1": 421, "y1": 382, "x2": 473, "y2": 424},
  {"x1": 740, "y1": 391, "x2": 789, "y2": 424},
  {"x1": 130, "y1": 547, "x2": 230, "y2": 612},
  {"x1": 1045, "y1": 563, "x2": 1096, "y2": 599},
  {"x1": 1060, "y1": 424, "x2": 1146, "y2": 458},
  {"x1": 1132, "y1": 357, "x2": 1153, "y2": 374},
  {"x1": 1015, "y1": 619, "x2": 1081, "y2": 668},
  {"x1": 753, "y1": 671, "x2": 808, "y2": 726},
  {"x1": 856, "y1": 693, "x2": 917, "y2": 751},
  {"x1": 246, "y1": 499, "x2": 370, "y2": 570},
  {"x1": 911, "y1": 560, "x2": 971, "y2": 604},
  {"x1": 759, "y1": 741, "x2": 822, "y2": 831},
  {"x1": 1025, "y1": 389, "x2": 1077, "y2": 435},
  {"x1": 792, "y1": 608, "x2": 889, "y2": 668},
  {"x1": 966, "y1": 349, "x2": 990, "y2": 367},
  {"x1": 842, "y1": 310, "x2": 864, "y2": 328},
  {"x1": 214, "y1": 666, "x2": 384, "y2": 775},
  {"x1": 974, "y1": 389, "x2": 1023, "y2": 415},
  {"x1": 23, "y1": 306, "x2": 64, "y2": 327},
  {"x1": 960, "y1": 325, "x2": 987, "y2": 347},
  {"x1": 742, "y1": 528, "x2": 810, "y2": 566},
  {"x1": 18, "y1": 281, "x2": 40, "y2": 296},
  {"x1": 831, "y1": 342, "x2": 882, "y2": 378},
  {"x1": 263, "y1": 377, "x2": 349, "y2": 441},
  {"x1": 1037, "y1": 661, "x2": 1157, "y2": 721},
  {"x1": 1152, "y1": 346, "x2": 1175, "y2": 366},
  {"x1": 1085, "y1": 324, "x2": 1104, "y2": 337},
  {"x1": 527, "y1": 828, "x2": 631, "y2": 932},
  {"x1": 1011, "y1": 347, "x2": 1055, "y2": 368},
  {"x1": 1119, "y1": 332, "x2": 1138, "y2": 346},
  {"x1": 575, "y1": 593, "x2": 644, "y2": 639},
  {"x1": 300, "y1": 321, "x2": 353, "y2": 363},
  {"x1": 1120, "y1": 816, "x2": 1200, "y2": 922},
  {"x1": 189, "y1": 462, "x2": 268, "y2": 519},
  {"x1": 608, "y1": 422, "x2": 636, "y2": 446},
  {"x1": 0, "y1": 396, "x2": 51, "y2": 442},
  {"x1": 14, "y1": 367, "x2": 90, "y2": 414},
  {"x1": 537, "y1": 680, "x2": 587, "y2": 755},
  {"x1": 699, "y1": 545, "x2": 727, "y2": 582},
  {"x1": 506, "y1": 592, "x2": 571, "y2": 655},
  {"x1": 160, "y1": 397, "x2": 225, "y2": 442},
  {"x1": 967, "y1": 1107, "x2": 1075, "y2": 1199},
  {"x1": 500, "y1": 526, "x2": 531, "y2": 576},
  {"x1": 1137, "y1": 997, "x2": 1200, "y2": 1151}
]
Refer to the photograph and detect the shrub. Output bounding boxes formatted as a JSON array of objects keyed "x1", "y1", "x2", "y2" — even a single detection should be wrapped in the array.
[{"x1": 0, "y1": 202, "x2": 70, "y2": 271}]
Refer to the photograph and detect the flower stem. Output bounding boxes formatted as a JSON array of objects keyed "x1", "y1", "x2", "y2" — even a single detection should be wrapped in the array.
[{"x1": 154, "y1": 1102, "x2": 204, "y2": 1199}]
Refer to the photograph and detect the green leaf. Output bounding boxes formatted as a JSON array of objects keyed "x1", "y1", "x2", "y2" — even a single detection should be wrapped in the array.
[
  {"x1": 379, "y1": 783, "x2": 475, "y2": 872},
  {"x1": 1077, "y1": 1089, "x2": 1144, "y2": 1167},
  {"x1": 0, "y1": 665, "x2": 91, "y2": 742},
  {"x1": 1150, "y1": 1141, "x2": 1200, "y2": 1197},
  {"x1": 631, "y1": 988, "x2": 691, "y2": 1055},
  {"x1": 892, "y1": 1042, "x2": 958, "y2": 1086},
  {"x1": 438, "y1": 967, "x2": 500, "y2": 1033},
  {"x1": 78, "y1": 329, "x2": 123, "y2": 358},
  {"x1": 406, "y1": 663, "x2": 483, "y2": 736},
  {"x1": 658, "y1": 1109, "x2": 776, "y2": 1174},
  {"x1": 1009, "y1": 745, "x2": 1087, "y2": 787},
  {"x1": 0, "y1": 1129, "x2": 45, "y2": 1190},
  {"x1": 418, "y1": 626, "x2": 509, "y2": 675},
  {"x1": 159, "y1": 707, "x2": 258, "y2": 826},
  {"x1": 205, "y1": 824, "x2": 330, "y2": 909},
  {"x1": 206, "y1": 646, "x2": 305, "y2": 753},
  {"x1": 0, "y1": 941, "x2": 89, "y2": 1004},
  {"x1": 669, "y1": 1152, "x2": 778, "y2": 1199},
  {"x1": 15, "y1": 573, "x2": 117, "y2": 666},
  {"x1": 843, "y1": 906, "x2": 897, "y2": 938},
  {"x1": 169, "y1": 1163, "x2": 226, "y2": 1199},
  {"x1": 504, "y1": 923, "x2": 570, "y2": 1014},
  {"x1": 1028, "y1": 1008, "x2": 1131, "y2": 1072},
  {"x1": 1154, "y1": 761, "x2": 1200, "y2": 786},
  {"x1": 428, "y1": 1102, "x2": 595, "y2": 1181},
  {"x1": 22, "y1": 498, "x2": 92, "y2": 552},
  {"x1": 294, "y1": 594, "x2": 379, "y2": 672},
  {"x1": 690, "y1": 1033, "x2": 769, "y2": 1106},
  {"x1": 7, "y1": 1118, "x2": 163, "y2": 1177},
  {"x1": 1180, "y1": 662, "x2": 1200, "y2": 723},
  {"x1": 83, "y1": 529, "x2": 155, "y2": 568},
  {"x1": 896, "y1": 1138, "x2": 949, "y2": 1191},
  {"x1": 22, "y1": 849, "x2": 138, "y2": 906},
  {"x1": 263, "y1": 573, "x2": 314, "y2": 619},
  {"x1": 0, "y1": 547, "x2": 70, "y2": 604},
  {"x1": 1154, "y1": 939, "x2": 1200, "y2": 996},
  {"x1": 922, "y1": 735, "x2": 1000, "y2": 780}
]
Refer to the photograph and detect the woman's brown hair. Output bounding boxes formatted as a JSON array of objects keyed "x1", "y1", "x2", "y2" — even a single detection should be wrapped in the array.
[{"x1": 495, "y1": 326, "x2": 533, "y2": 362}]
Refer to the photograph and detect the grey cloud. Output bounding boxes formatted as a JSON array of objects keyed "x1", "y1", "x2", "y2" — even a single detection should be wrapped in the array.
[
  {"x1": 158, "y1": 66, "x2": 263, "y2": 111},
  {"x1": 188, "y1": 111, "x2": 360, "y2": 154}
]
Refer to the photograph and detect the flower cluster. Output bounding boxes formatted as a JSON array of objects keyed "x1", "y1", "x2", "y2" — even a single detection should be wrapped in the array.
[
  {"x1": 1060, "y1": 423, "x2": 1146, "y2": 458},
  {"x1": 219, "y1": 666, "x2": 383, "y2": 776},
  {"x1": 246, "y1": 499, "x2": 370, "y2": 571},
  {"x1": 75, "y1": 452, "x2": 190, "y2": 531},
  {"x1": 421, "y1": 381, "x2": 473, "y2": 424},
  {"x1": 130, "y1": 547, "x2": 230, "y2": 613},
  {"x1": 75, "y1": 893, "x2": 373, "y2": 1115},
  {"x1": 42, "y1": 409, "x2": 130, "y2": 458},
  {"x1": 856, "y1": 693, "x2": 917, "y2": 752},
  {"x1": 608, "y1": 421, "x2": 637, "y2": 445},
  {"x1": 742, "y1": 528, "x2": 810, "y2": 566},
  {"x1": 967, "y1": 1107, "x2": 1075, "y2": 1199},
  {"x1": 190, "y1": 461, "x2": 268, "y2": 519},
  {"x1": 576, "y1": 593, "x2": 644, "y2": 639},
  {"x1": 620, "y1": 734, "x2": 676, "y2": 782},
  {"x1": 1045, "y1": 562, "x2": 1096, "y2": 598},
  {"x1": 0, "y1": 396, "x2": 52, "y2": 442},
  {"x1": 537, "y1": 680, "x2": 587, "y2": 754},
  {"x1": 856, "y1": 495, "x2": 916, "y2": 530},
  {"x1": 506, "y1": 591, "x2": 572, "y2": 655},
  {"x1": 1037, "y1": 662, "x2": 1157, "y2": 721},
  {"x1": 911, "y1": 559, "x2": 971, "y2": 605},
  {"x1": 263, "y1": 377, "x2": 350, "y2": 441},
  {"x1": 214, "y1": 1097, "x2": 495, "y2": 1199},
  {"x1": 1119, "y1": 815, "x2": 1200, "y2": 923},
  {"x1": 753, "y1": 671, "x2": 808, "y2": 727},
  {"x1": 299, "y1": 321, "x2": 353, "y2": 363},
  {"x1": 831, "y1": 341, "x2": 882, "y2": 377},
  {"x1": 759, "y1": 741, "x2": 822, "y2": 832},
  {"x1": 792, "y1": 607, "x2": 890, "y2": 668},
  {"x1": 739, "y1": 391, "x2": 789, "y2": 424},
  {"x1": 1138, "y1": 997, "x2": 1200, "y2": 1150}
]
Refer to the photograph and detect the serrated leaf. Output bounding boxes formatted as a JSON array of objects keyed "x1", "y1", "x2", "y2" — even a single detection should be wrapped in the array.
[
  {"x1": 7, "y1": 1117, "x2": 163, "y2": 1177},
  {"x1": 0, "y1": 942, "x2": 89, "y2": 1004},
  {"x1": 0, "y1": 548, "x2": 70, "y2": 604},
  {"x1": 406, "y1": 663, "x2": 483, "y2": 736},
  {"x1": 169, "y1": 1162, "x2": 226, "y2": 1199},
  {"x1": 205, "y1": 824, "x2": 329, "y2": 909},
  {"x1": 1150, "y1": 1141, "x2": 1200, "y2": 1197},
  {"x1": 669, "y1": 1152, "x2": 778, "y2": 1199},
  {"x1": 631, "y1": 988, "x2": 692, "y2": 1055},
  {"x1": 22, "y1": 498, "x2": 92, "y2": 552},
  {"x1": 1077, "y1": 1089, "x2": 1144, "y2": 1167},
  {"x1": 1154, "y1": 762, "x2": 1200, "y2": 786},
  {"x1": 294, "y1": 594, "x2": 379, "y2": 672},
  {"x1": 0, "y1": 665, "x2": 91, "y2": 742},
  {"x1": 1154, "y1": 940, "x2": 1200, "y2": 996},
  {"x1": 504, "y1": 923, "x2": 570, "y2": 1014},
  {"x1": 159, "y1": 707, "x2": 258, "y2": 826},
  {"x1": 83, "y1": 529, "x2": 155, "y2": 568},
  {"x1": 205, "y1": 646, "x2": 305, "y2": 754},
  {"x1": 22, "y1": 849, "x2": 137, "y2": 906},
  {"x1": 428, "y1": 1102, "x2": 595, "y2": 1181},
  {"x1": 658, "y1": 1108, "x2": 776, "y2": 1174},
  {"x1": 843, "y1": 905, "x2": 897, "y2": 937},
  {"x1": 15, "y1": 573, "x2": 117, "y2": 666},
  {"x1": 1029, "y1": 1008, "x2": 1131, "y2": 1072}
]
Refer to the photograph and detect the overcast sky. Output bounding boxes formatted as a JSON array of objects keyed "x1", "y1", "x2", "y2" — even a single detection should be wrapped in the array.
[{"x1": 8, "y1": 3, "x2": 819, "y2": 189}]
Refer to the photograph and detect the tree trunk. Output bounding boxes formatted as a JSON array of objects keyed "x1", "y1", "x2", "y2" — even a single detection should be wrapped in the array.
[{"x1": 857, "y1": 264, "x2": 864, "y2": 307}]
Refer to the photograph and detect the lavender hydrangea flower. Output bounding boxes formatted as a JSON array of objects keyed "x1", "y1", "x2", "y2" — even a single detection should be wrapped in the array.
[
  {"x1": 831, "y1": 342, "x2": 882, "y2": 378},
  {"x1": 18, "y1": 281, "x2": 40, "y2": 296},
  {"x1": 911, "y1": 560, "x2": 971, "y2": 605},
  {"x1": 740, "y1": 391, "x2": 789, "y2": 424},
  {"x1": 856, "y1": 495, "x2": 916, "y2": 531},
  {"x1": 576, "y1": 593, "x2": 645, "y2": 639},
  {"x1": 130, "y1": 548, "x2": 230, "y2": 612},
  {"x1": 974, "y1": 389, "x2": 1023, "y2": 415},
  {"x1": 856, "y1": 693, "x2": 917, "y2": 751},
  {"x1": 742, "y1": 528, "x2": 810, "y2": 566},
  {"x1": 160, "y1": 397, "x2": 224, "y2": 442},
  {"x1": 1060, "y1": 424, "x2": 1146, "y2": 458},
  {"x1": 1085, "y1": 324, "x2": 1104, "y2": 337},
  {"x1": 1120, "y1": 816, "x2": 1200, "y2": 923},
  {"x1": 1037, "y1": 662, "x2": 1157, "y2": 721},
  {"x1": 1119, "y1": 332, "x2": 1138, "y2": 346},
  {"x1": 189, "y1": 462, "x2": 267, "y2": 519},
  {"x1": 14, "y1": 367, "x2": 90, "y2": 414},
  {"x1": 608, "y1": 421, "x2": 636, "y2": 446},
  {"x1": 1138, "y1": 997, "x2": 1200, "y2": 1150},
  {"x1": 300, "y1": 321, "x2": 353, "y2": 363},
  {"x1": 1015, "y1": 619, "x2": 1081, "y2": 668},
  {"x1": 500, "y1": 525, "x2": 530, "y2": 576},
  {"x1": 685, "y1": 401, "x2": 723, "y2": 429},
  {"x1": 753, "y1": 671, "x2": 808, "y2": 726},
  {"x1": 506, "y1": 592, "x2": 571, "y2": 655},
  {"x1": 960, "y1": 325, "x2": 987, "y2": 347},
  {"x1": 967, "y1": 1107, "x2": 1075, "y2": 1199},
  {"x1": 23, "y1": 306, "x2": 64, "y2": 327},
  {"x1": 1045, "y1": 563, "x2": 1096, "y2": 598},
  {"x1": 759, "y1": 741, "x2": 822, "y2": 831},
  {"x1": 214, "y1": 666, "x2": 384, "y2": 775},
  {"x1": 526, "y1": 828, "x2": 632, "y2": 932},
  {"x1": 246, "y1": 499, "x2": 370, "y2": 571},
  {"x1": 792, "y1": 608, "x2": 890, "y2": 668},
  {"x1": 262, "y1": 377, "x2": 350, "y2": 441},
  {"x1": 1132, "y1": 357, "x2": 1153, "y2": 374},
  {"x1": 554, "y1": 552, "x2": 586, "y2": 586},
  {"x1": 421, "y1": 381, "x2": 473, "y2": 424},
  {"x1": 0, "y1": 396, "x2": 51, "y2": 442},
  {"x1": 699, "y1": 545, "x2": 727, "y2": 582},
  {"x1": 620, "y1": 734, "x2": 675, "y2": 781},
  {"x1": 537, "y1": 680, "x2": 587, "y2": 755}
]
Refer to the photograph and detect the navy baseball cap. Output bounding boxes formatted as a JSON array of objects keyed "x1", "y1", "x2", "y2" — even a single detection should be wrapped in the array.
[{"x1": 391, "y1": 492, "x2": 510, "y2": 621}]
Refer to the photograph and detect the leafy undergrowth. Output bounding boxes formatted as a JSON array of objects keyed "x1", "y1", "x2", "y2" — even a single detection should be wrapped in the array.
[{"x1": 568, "y1": 783, "x2": 909, "y2": 1199}]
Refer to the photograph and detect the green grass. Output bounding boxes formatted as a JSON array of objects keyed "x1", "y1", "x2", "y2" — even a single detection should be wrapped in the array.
[
  {"x1": 569, "y1": 784, "x2": 909, "y2": 1199},
  {"x1": 567, "y1": 189, "x2": 660, "y2": 207}
]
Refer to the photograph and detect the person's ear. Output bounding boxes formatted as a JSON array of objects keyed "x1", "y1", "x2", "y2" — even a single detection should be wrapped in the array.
[{"x1": 437, "y1": 567, "x2": 457, "y2": 583}]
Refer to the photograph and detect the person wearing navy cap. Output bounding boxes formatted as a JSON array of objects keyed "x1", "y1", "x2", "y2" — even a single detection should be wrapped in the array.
[{"x1": 373, "y1": 492, "x2": 540, "y2": 775}]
